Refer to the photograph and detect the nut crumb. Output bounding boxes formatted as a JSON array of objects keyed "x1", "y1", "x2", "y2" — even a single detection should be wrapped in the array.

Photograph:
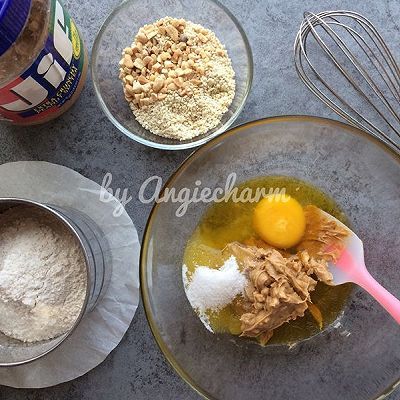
[{"x1": 119, "y1": 17, "x2": 235, "y2": 141}]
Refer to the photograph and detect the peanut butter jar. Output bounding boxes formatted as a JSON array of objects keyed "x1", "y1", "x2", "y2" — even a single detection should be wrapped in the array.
[{"x1": 0, "y1": 0, "x2": 88, "y2": 125}]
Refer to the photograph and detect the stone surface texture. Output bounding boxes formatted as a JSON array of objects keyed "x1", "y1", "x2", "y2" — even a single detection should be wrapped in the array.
[{"x1": 0, "y1": 0, "x2": 399, "y2": 399}]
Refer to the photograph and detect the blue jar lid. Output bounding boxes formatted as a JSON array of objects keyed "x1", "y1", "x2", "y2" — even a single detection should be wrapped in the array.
[{"x1": 0, "y1": 0, "x2": 32, "y2": 57}]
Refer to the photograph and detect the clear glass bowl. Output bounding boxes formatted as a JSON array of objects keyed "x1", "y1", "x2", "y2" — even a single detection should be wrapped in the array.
[
  {"x1": 91, "y1": 0, "x2": 253, "y2": 150},
  {"x1": 141, "y1": 116, "x2": 400, "y2": 400}
]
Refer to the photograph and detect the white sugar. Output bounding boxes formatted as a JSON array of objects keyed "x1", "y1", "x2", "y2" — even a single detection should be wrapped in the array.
[{"x1": 182, "y1": 256, "x2": 247, "y2": 326}]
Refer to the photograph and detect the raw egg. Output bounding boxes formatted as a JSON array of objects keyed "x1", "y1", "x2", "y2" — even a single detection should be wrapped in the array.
[{"x1": 253, "y1": 194, "x2": 306, "y2": 249}]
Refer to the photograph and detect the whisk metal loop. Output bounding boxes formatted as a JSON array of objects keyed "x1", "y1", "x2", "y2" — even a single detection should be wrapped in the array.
[{"x1": 294, "y1": 10, "x2": 400, "y2": 152}]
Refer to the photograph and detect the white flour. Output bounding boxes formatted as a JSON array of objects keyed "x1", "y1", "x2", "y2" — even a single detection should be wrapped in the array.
[
  {"x1": 182, "y1": 256, "x2": 247, "y2": 332},
  {"x1": 0, "y1": 206, "x2": 87, "y2": 343}
]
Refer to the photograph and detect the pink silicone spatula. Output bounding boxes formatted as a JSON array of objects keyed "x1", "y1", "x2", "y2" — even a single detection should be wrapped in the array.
[{"x1": 320, "y1": 210, "x2": 400, "y2": 324}]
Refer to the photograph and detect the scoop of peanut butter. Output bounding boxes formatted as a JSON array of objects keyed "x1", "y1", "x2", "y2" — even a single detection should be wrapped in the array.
[
  {"x1": 224, "y1": 242, "x2": 330, "y2": 343},
  {"x1": 222, "y1": 206, "x2": 349, "y2": 344},
  {"x1": 298, "y1": 205, "x2": 349, "y2": 261}
]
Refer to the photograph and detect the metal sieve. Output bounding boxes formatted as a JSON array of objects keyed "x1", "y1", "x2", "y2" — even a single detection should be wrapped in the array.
[{"x1": 0, "y1": 198, "x2": 111, "y2": 367}]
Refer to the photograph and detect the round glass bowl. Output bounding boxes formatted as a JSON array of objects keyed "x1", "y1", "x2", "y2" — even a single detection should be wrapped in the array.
[
  {"x1": 141, "y1": 116, "x2": 400, "y2": 400},
  {"x1": 0, "y1": 198, "x2": 109, "y2": 367},
  {"x1": 91, "y1": 0, "x2": 253, "y2": 150}
]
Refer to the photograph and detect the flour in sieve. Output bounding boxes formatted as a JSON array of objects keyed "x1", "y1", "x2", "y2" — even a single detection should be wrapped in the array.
[{"x1": 0, "y1": 206, "x2": 87, "y2": 343}]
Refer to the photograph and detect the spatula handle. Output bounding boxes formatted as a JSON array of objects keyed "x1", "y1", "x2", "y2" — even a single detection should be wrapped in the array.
[{"x1": 357, "y1": 271, "x2": 400, "y2": 324}]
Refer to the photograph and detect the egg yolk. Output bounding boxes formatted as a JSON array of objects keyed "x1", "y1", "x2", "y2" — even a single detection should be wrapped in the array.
[{"x1": 253, "y1": 194, "x2": 306, "y2": 249}]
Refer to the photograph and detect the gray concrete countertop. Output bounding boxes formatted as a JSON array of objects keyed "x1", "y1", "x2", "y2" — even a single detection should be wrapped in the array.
[{"x1": 0, "y1": 0, "x2": 399, "y2": 399}]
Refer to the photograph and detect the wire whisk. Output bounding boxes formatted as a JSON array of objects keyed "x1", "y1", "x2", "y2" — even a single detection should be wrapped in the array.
[{"x1": 294, "y1": 10, "x2": 400, "y2": 152}]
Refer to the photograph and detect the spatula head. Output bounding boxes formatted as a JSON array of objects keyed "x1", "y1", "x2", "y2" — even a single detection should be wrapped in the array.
[{"x1": 318, "y1": 210, "x2": 365, "y2": 285}]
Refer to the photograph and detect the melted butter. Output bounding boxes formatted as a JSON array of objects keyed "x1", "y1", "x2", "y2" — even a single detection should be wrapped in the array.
[{"x1": 183, "y1": 176, "x2": 353, "y2": 345}]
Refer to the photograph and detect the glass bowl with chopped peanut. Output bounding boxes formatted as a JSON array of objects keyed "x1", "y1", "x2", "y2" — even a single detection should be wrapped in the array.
[{"x1": 92, "y1": 0, "x2": 252, "y2": 150}]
